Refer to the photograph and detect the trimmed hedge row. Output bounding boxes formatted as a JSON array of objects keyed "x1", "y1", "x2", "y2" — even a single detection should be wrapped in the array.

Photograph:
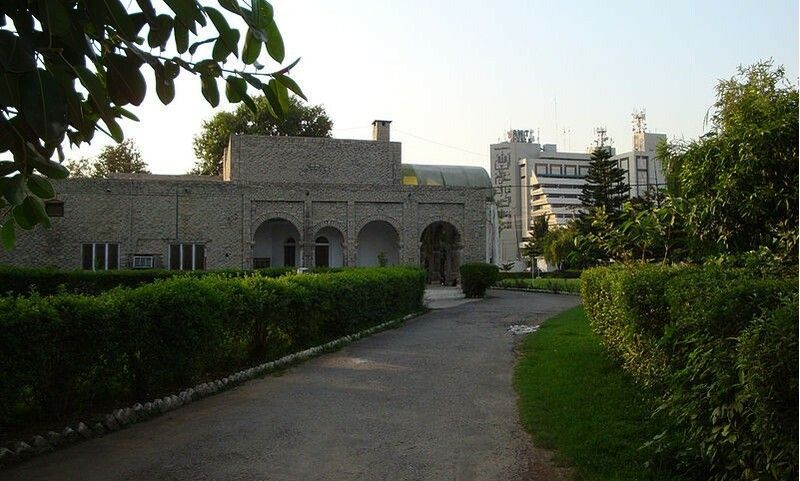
[
  {"x1": 460, "y1": 263, "x2": 499, "y2": 297},
  {"x1": 498, "y1": 269, "x2": 582, "y2": 280},
  {"x1": 496, "y1": 277, "x2": 580, "y2": 293},
  {"x1": 581, "y1": 265, "x2": 797, "y2": 480},
  {"x1": 0, "y1": 265, "x2": 296, "y2": 297},
  {"x1": 0, "y1": 267, "x2": 425, "y2": 430}
]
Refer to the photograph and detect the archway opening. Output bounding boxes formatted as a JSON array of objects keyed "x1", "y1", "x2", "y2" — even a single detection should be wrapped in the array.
[
  {"x1": 314, "y1": 227, "x2": 345, "y2": 267},
  {"x1": 356, "y1": 220, "x2": 399, "y2": 267},
  {"x1": 253, "y1": 218, "x2": 302, "y2": 268},
  {"x1": 420, "y1": 221, "x2": 461, "y2": 285}
]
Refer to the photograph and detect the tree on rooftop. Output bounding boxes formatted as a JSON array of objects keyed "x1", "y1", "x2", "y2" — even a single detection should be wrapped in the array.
[
  {"x1": 191, "y1": 95, "x2": 332, "y2": 175},
  {"x1": 0, "y1": 0, "x2": 301, "y2": 249},
  {"x1": 92, "y1": 139, "x2": 150, "y2": 178}
]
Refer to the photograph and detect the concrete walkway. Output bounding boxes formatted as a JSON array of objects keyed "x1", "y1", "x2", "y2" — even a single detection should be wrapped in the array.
[{"x1": 1, "y1": 290, "x2": 580, "y2": 481}]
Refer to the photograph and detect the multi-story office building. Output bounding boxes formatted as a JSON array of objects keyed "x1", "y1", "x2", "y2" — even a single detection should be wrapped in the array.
[{"x1": 491, "y1": 124, "x2": 667, "y2": 266}]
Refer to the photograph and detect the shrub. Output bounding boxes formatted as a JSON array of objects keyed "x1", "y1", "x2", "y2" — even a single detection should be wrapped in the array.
[
  {"x1": 0, "y1": 265, "x2": 296, "y2": 297},
  {"x1": 581, "y1": 264, "x2": 798, "y2": 480},
  {"x1": 0, "y1": 267, "x2": 424, "y2": 430},
  {"x1": 460, "y1": 263, "x2": 499, "y2": 298}
]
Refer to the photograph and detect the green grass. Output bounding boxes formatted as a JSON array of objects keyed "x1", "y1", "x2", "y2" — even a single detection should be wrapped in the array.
[
  {"x1": 497, "y1": 277, "x2": 581, "y2": 293},
  {"x1": 514, "y1": 306, "x2": 679, "y2": 481}
]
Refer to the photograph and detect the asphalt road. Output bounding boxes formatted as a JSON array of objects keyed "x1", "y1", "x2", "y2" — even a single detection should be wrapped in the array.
[{"x1": 2, "y1": 290, "x2": 580, "y2": 481}]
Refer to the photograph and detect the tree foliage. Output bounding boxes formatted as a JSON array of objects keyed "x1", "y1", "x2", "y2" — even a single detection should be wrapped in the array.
[
  {"x1": 661, "y1": 60, "x2": 798, "y2": 261},
  {"x1": 192, "y1": 95, "x2": 332, "y2": 175},
  {"x1": 579, "y1": 146, "x2": 629, "y2": 215},
  {"x1": 0, "y1": 0, "x2": 302, "y2": 249},
  {"x1": 91, "y1": 139, "x2": 150, "y2": 178}
]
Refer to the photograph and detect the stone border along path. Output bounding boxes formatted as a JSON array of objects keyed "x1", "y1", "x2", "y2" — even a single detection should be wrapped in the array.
[
  {"x1": 1, "y1": 290, "x2": 581, "y2": 481},
  {"x1": 490, "y1": 286, "x2": 581, "y2": 296},
  {"x1": 0, "y1": 311, "x2": 424, "y2": 468}
]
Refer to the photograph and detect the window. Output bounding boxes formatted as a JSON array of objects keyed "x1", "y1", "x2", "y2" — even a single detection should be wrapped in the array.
[
  {"x1": 549, "y1": 164, "x2": 563, "y2": 176},
  {"x1": 45, "y1": 200, "x2": 64, "y2": 217},
  {"x1": 81, "y1": 243, "x2": 119, "y2": 271},
  {"x1": 132, "y1": 255, "x2": 155, "y2": 269},
  {"x1": 535, "y1": 164, "x2": 548, "y2": 175},
  {"x1": 315, "y1": 236, "x2": 330, "y2": 267},
  {"x1": 253, "y1": 258, "x2": 271, "y2": 269},
  {"x1": 169, "y1": 243, "x2": 205, "y2": 270},
  {"x1": 283, "y1": 238, "x2": 296, "y2": 267}
]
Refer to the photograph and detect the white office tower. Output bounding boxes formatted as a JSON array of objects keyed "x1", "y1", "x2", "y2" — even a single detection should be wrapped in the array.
[{"x1": 490, "y1": 130, "x2": 591, "y2": 266}]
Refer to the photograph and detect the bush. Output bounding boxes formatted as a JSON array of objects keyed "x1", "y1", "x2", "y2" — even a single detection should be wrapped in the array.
[
  {"x1": 0, "y1": 267, "x2": 425, "y2": 431},
  {"x1": 460, "y1": 263, "x2": 499, "y2": 298},
  {"x1": 581, "y1": 264, "x2": 798, "y2": 480},
  {"x1": 0, "y1": 265, "x2": 296, "y2": 297}
]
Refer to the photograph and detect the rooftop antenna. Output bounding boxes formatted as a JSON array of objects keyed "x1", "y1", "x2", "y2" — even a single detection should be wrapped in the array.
[
  {"x1": 632, "y1": 108, "x2": 647, "y2": 133},
  {"x1": 593, "y1": 126, "x2": 610, "y2": 148}
]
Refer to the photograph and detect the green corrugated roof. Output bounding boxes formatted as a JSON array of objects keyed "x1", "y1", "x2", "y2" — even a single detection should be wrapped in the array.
[{"x1": 401, "y1": 164, "x2": 491, "y2": 188}]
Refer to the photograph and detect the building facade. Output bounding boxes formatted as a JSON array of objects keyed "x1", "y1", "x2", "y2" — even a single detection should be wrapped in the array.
[
  {"x1": 491, "y1": 127, "x2": 667, "y2": 265},
  {"x1": 1, "y1": 121, "x2": 495, "y2": 284}
]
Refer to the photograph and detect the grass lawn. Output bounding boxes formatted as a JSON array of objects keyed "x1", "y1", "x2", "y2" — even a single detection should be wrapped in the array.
[
  {"x1": 514, "y1": 306, "x2": 679, "y2": 481},
  {"x1": 497, "y1": 277, "x2": 581, "y2": 293}
]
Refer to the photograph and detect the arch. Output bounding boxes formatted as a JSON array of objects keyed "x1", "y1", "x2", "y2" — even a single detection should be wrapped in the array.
[
  {"x1": 314, "y1": 226, "x2": 345, "y2": 268},
  {"x1": 419, "y1": 221, "x2": 462, "y2": 285},
  {"x1": 253, "y1": 218, "x2": 302, "y2": 268},
  {"x1": 356, "y1": 220, "x2": 400, "y2": 267}
]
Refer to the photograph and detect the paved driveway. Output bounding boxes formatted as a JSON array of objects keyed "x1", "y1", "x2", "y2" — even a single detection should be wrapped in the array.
[{"x1": 2, "y1": 290, "x2": 580, "y2": 481}]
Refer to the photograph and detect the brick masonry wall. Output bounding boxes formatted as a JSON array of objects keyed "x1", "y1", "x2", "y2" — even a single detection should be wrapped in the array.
[{"x1": 1, "y1": 135, "x2": 490, "y2": 271}]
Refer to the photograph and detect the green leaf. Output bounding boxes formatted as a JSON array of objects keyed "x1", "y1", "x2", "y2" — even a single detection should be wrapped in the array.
[
  {"x1": 200, "y1": 75, "x2": 219, "y2": 107},
  {"x1": 217, "y1": 0, "x2": 242, "y2": 15},
  {"x1": 106, "y1": 54, "x2": 147, "y2": 106},
  {"x1": 271, "y1": 78, "x2": 289, "y2": 113},
  {"x1": 242, "y1": 29, "x2": 261, "y2": 64},
  {"x1": 19, "y1": 69, "x2": 67, "y2": 141},
  {"x1": 73, "y1": 65, "x2": 108, "y2": 106},
  {"x1": 261, "y1": 82, "x2": 282, "y2": 118},
  {"x1": 204, "y1": 7, "x2": 239, "y2": 58},
  {"x1": 1, "y1": 218, "x2": 15, "y2": 250},
  {"x1": 116, "y1": 107, "x2": 140, "y2": 121},
  {"x1": 100, "y1": 0, "x2": 136, "y2": 39},
  {"x1": 251, "y1": 0, "x2": 274, "y2": 29},
  {"x1": 224, "y1": 76, "x2": 246, "y2": 103},
  {"x1": 0, "y1": 174, "x2": 25, "y2": 205},
  {"x1": 174, "y1": 21, "x2": 189, "y2": 53},
  {"x1": 189, "y1": 37, "x2": 216, "y2": 55},
  {"x1": 136, "y1": 0, "x2": 157, "y2": 21},
  {"x1": 102, "y1": 116, "x2": 125, "y2": 143},
  {"x1": 163, "y1": 0, "x2": 202, "y2": 34},
  {"x1": 27, "y1": 174, "x2": 55, "y2": 199},
  {"x1": 12, "y1": 205, "x2": 34, "y2": 229},
  {"x1": 32, "y1": 157, "x2": 70, "y2": 180},
  {"x1": 22, "y1": 195, "x2": 50, "y2": 228},
  {"x1": 0, "y1": 161, "x2": 18, "y2": 177},
  {"x1": 38, "y1": 0, "x2": 72, "y2": 37},
  {"x1": 153, "y1": 64, "x2": 176, "y2": 104},
  {"x1": 265, "y1": 21, "x2": 284, "y2": 63},
  {"x1": 147, "y1": 14, "x2": 174, "y2": 49},
  {"x1": 275, "y1": 73, "x2": 305, "y2": 100}
]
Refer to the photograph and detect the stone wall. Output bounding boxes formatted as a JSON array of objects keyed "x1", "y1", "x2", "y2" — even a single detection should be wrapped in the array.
[
  {"x1": 0, "y1": 178, "x2": 488, "y2": 271},
  {"x1": 225, "y1": 135, "x2": 402, "y2": 186}
]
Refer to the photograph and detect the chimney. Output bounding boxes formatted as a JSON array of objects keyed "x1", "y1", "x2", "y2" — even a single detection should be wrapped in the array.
[{"x1": 372, "y1": 120, "x2": 391, "y2": 141}]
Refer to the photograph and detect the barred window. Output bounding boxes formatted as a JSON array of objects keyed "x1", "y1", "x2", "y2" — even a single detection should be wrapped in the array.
[
  {"x1": 81, "y1": 243, "x2": 119, "y2": 271},
  {"x1": 169, "y1": 243, "x2": 206, "y2": 270}
]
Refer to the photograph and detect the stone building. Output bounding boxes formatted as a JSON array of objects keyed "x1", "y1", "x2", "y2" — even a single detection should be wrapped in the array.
[{"x1": 1, "y1": 121, "x2": 496, "y2": 284}]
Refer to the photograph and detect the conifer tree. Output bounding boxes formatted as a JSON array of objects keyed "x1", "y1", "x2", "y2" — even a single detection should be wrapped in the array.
[{"x1": 579, "y1": 147, "x2": 629, "y2": 215}]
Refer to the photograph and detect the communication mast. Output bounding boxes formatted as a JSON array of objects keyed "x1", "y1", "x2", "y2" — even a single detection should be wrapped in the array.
[
  {"x1": 593, "y1": 126, "x2": 610, "y2": 148},
  {"x1": 632, "y1": 108, "x2": 647, "y2": 133}
]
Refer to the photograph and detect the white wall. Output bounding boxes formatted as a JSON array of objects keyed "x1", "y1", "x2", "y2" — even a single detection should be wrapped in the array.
[
  {"x1": 356, "y1": 221, "x2": 399, "y2": 266},
  {"x1": 313, "y1": 226, "x2": 345, "y2": 267},
  {"x1": 253, "y1": 219, "x2": 302, "y2": 266}
]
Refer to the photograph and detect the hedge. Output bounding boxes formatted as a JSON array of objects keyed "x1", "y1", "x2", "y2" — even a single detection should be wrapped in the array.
[
  {"x1": 581, "y1": 264, "x2": 797, "y2": 480},
  {"x1": 460, "y1": 263, "x2": 499, "y2": 297},
  {"x1": 0, "y1": 267, "x2": 425, "y2": 431},
  {"x1": 0, "y1": 265, "x2": 296, "y2": 297}
]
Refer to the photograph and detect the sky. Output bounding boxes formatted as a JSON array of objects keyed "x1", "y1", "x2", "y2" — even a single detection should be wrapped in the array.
[{"x1": 67, "y1": 0, "x2": 799, "y2": 174}]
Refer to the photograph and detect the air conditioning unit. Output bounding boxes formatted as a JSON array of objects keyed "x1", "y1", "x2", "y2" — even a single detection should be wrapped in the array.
[{"x1": 132, "y1": 255, "x2": 155, "y2": 269}]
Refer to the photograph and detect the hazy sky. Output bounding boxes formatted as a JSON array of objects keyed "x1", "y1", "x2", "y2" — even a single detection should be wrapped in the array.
[{"x1": 67, "y1": 0, "x2": 799, "y2": 174}]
